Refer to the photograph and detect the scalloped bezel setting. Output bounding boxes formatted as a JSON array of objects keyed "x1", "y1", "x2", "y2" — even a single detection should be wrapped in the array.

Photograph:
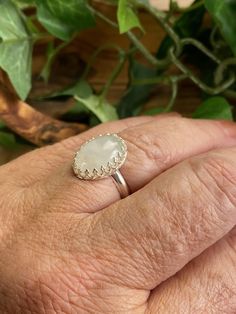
[{"x1": 73, "y1": 133, "x2": 127, "y2": 180}]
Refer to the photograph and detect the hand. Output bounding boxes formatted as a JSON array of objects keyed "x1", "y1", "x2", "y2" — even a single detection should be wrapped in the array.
[
  {"x1": 0, "y1": 115, "x2": 236, "y2": 313},
  {"x1": 150, "y1": 0, "x2": 194, "y2": 10}
]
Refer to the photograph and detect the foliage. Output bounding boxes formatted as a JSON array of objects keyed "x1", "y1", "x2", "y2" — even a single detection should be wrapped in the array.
[
  {"x1": 192, "y1": 96, "x2": 233, "y2": 120},
  {"x1": 0, "y1": 0, "x2": 236, "y2": 146},
  {"x1": 205, "y1": 0, "x2": 236, "y2": 56},
  {"x1": 0, "y1": 0, "x2": 33, "y2": 100},
  {"x1": 35, "y1": 0, "x2": 95, "y2": 41},
  {"x1": 117, "y1": 0, "x2": 142, "y2": 33}
]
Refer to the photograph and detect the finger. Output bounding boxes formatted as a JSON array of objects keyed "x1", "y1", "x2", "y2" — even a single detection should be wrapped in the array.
[
  {"x1": 118, "y1": 118, "x2": 236, "y2": 191},
  {"x1": 49, "y1": 118, "x2": 236, "y2": 213},
  {"x1": 88, "y1": 146, "x2": 236, "y2": 290},
  {"x1": 57, "y1": 112, "x2": 180, "y2": 156},
  {"x1": 9, "y1": 117, "x2": 236, "y2": 214},
  {"x1": 2, "y1": 115, "x2": 155, "y2": 183},
  {"x1": 147, "y1": 227, "x2": 236, "y2": 313}
]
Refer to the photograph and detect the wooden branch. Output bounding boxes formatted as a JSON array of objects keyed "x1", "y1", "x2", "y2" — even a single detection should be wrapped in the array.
[{"x1": 0, "y1": 85, "x2": 88, "y2": 146}]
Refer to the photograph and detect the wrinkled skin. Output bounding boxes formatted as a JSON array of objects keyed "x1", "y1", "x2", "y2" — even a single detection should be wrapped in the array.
[{"x1": 0, "y1": 115, "x2": 236, "y2": 313}]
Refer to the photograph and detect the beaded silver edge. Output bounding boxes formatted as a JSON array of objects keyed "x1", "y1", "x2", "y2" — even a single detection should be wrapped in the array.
[{"x1": 73, "y1": 133, "x2": 127, "y2": 180}]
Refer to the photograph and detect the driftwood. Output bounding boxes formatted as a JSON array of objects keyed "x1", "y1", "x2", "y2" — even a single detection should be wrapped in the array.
[{"x1": 0, "y1": 85, "x2": 88, "y2": 146}]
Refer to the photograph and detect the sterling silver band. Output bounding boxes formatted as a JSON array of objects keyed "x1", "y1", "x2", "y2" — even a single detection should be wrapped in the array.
[{"x1": 112, "y1": 170, "x2": 130, "y2": 199}]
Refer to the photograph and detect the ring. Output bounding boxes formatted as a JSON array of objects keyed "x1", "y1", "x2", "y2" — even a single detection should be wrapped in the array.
[{"x1": 73, "y1": 133, "x2": 130, "y2": 198}]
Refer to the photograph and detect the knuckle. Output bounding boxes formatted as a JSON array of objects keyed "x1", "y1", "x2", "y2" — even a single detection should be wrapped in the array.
[
  {"x1": 191, "y1": 154, "x2": 236, "y2": 202},
  {"x1": 188, "y1": 153, "x2": 236, "y2": 220},
  {"x1": 121, "y1": 116, "x2": 188, "y2": 168},
  {"x1": 122, "y1": 128, "x2": 172, "y2": 168}
]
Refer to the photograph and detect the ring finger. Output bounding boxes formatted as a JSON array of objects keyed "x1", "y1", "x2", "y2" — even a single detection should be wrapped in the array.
[
  {"x1": 58, "y1": 117, "x2": 236, "y2": 213},
  {"x1": 18, "y1": 117, "x2": 236, "y2": 213}
]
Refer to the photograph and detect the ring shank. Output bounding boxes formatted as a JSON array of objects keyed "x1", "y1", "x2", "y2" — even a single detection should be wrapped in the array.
[{"x1": 112, "y1": 170, "x2": 130, "y2": 199}]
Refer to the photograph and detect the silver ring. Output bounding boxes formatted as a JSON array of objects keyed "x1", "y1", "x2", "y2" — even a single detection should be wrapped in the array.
[{"x1": 73, "y1": 133, "x2": 130, "y2": 198}]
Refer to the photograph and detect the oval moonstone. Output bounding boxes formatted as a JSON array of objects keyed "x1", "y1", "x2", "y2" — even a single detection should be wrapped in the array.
[{"x1": 73, "y1": 134, "x2": 127, "y2": 180}]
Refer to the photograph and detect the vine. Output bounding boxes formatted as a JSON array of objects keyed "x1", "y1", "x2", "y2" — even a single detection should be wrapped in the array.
[{"x1": 0, "y1": 0, "x2": 236, "y2": 148}]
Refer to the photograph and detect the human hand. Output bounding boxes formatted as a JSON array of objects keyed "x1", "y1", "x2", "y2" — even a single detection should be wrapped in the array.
[
  {"x1": 150, "y1": 0, "x2": 194, "y2": 10},
  {"x1": 0, "y1": 115, "x2": 236, "y2": 313}
]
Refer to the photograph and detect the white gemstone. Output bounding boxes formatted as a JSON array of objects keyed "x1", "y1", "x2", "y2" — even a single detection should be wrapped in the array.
[{"x1": 73, "y1": 134, "x2": 127, "y2": 179}]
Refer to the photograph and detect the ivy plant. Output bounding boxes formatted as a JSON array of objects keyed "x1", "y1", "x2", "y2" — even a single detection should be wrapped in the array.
[{"x1": 0, "y1": 0, "x2": 236, "y2": 147}]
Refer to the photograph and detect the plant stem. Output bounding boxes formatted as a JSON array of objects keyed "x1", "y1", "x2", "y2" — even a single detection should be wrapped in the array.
[
  {"x1": 89, "y1": 4, "x2": 170, "y2": 67},
  {"x1": 169, "y1": 48, "x2": 235, "y2": 95},
  {"x1": 132, "y1": 74, "x2": 187, "y2": 86},
  {"x1": 181, "y1": 38, "x2": 221, "y2": 64},
  {"x1": 145, "y1": 4, "x2": 182, "y2": 56},
  {"x1": 101, "y1": 52, "x2": 127, "y2": 98},
  {"x1": 40, "y1": 40, "x2": 69, "y2": 82},
  {"x1": 209, "y1": 25, "x2": 226, "y2": 51},
  {"x1": 132, "y1": 76, "x2": 170, "y2": 86},
  {"x1": 164, "y1": 78, "x2": 178, "y2": 112},
  {"x1": 224, "y1": 89, "x2": 236, "y2": 99},
  {"x1": 89, "y1": 5, "x2": 118, "y2": 28},
  {"x1": 214, "y1": 57, "x2": 236, "y2": 85},
  {"x1": 82, "y1": 43, "x2": 123, "y2": 79},
  {"x1": 126, "y1": 32, "x2": 161, "y2": 66}
]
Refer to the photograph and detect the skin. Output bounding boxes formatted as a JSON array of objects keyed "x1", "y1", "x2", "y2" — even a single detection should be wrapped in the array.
[
  {"x1": 0, "y1": 114, "x2": 236, "y2": 313},
  {"x1": 150, "y1": 0, "x2": 195, "y2": 10}
]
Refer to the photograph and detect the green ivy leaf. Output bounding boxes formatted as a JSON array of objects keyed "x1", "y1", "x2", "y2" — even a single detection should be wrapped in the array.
[
  {"x1": 51, "y1": 79, "x2": 118, "y2": 122},
  {"x1": 67, "y1": 101, "x2": 90, "y2": 115},
  {"x1": 35, "y1": 0, "x2": 95, "y2": 41},
  {"x1": 192, "y1": 96, "x2": 233, "y2": 120},
  {"x1": 0, "y1": 0, "x2": 33, "y2": 100},
  {"x1": 117, "y1": 0, "x2": 142, "y2": 34},
  {"x1": 36, "y1": 3, "x2": 74, "y2": 41},
  {"x1": 0, "y1": 131, "x2": 16, "y2": 149},
  {"x1": 62, "y1": 80, "x2": 93, "y2": 98},
  {"x1": 205, "y1": 0, "x2": 236, "y2": 56},
  {"x1": 12, "y1": 0, "x2": 35, "y2": 8},
  {"x1": 73, "y1": 81, "x2": 118, "y2": 122},
  {"x1": 0, "y1": 120, "x2": 5, "y2": 129},
  {"x1": 143, "y1": 107, "x2": 165, "y2": 116},
  {"x1": 75, "y1": 94, "x2": 118, "y2": 123}
]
